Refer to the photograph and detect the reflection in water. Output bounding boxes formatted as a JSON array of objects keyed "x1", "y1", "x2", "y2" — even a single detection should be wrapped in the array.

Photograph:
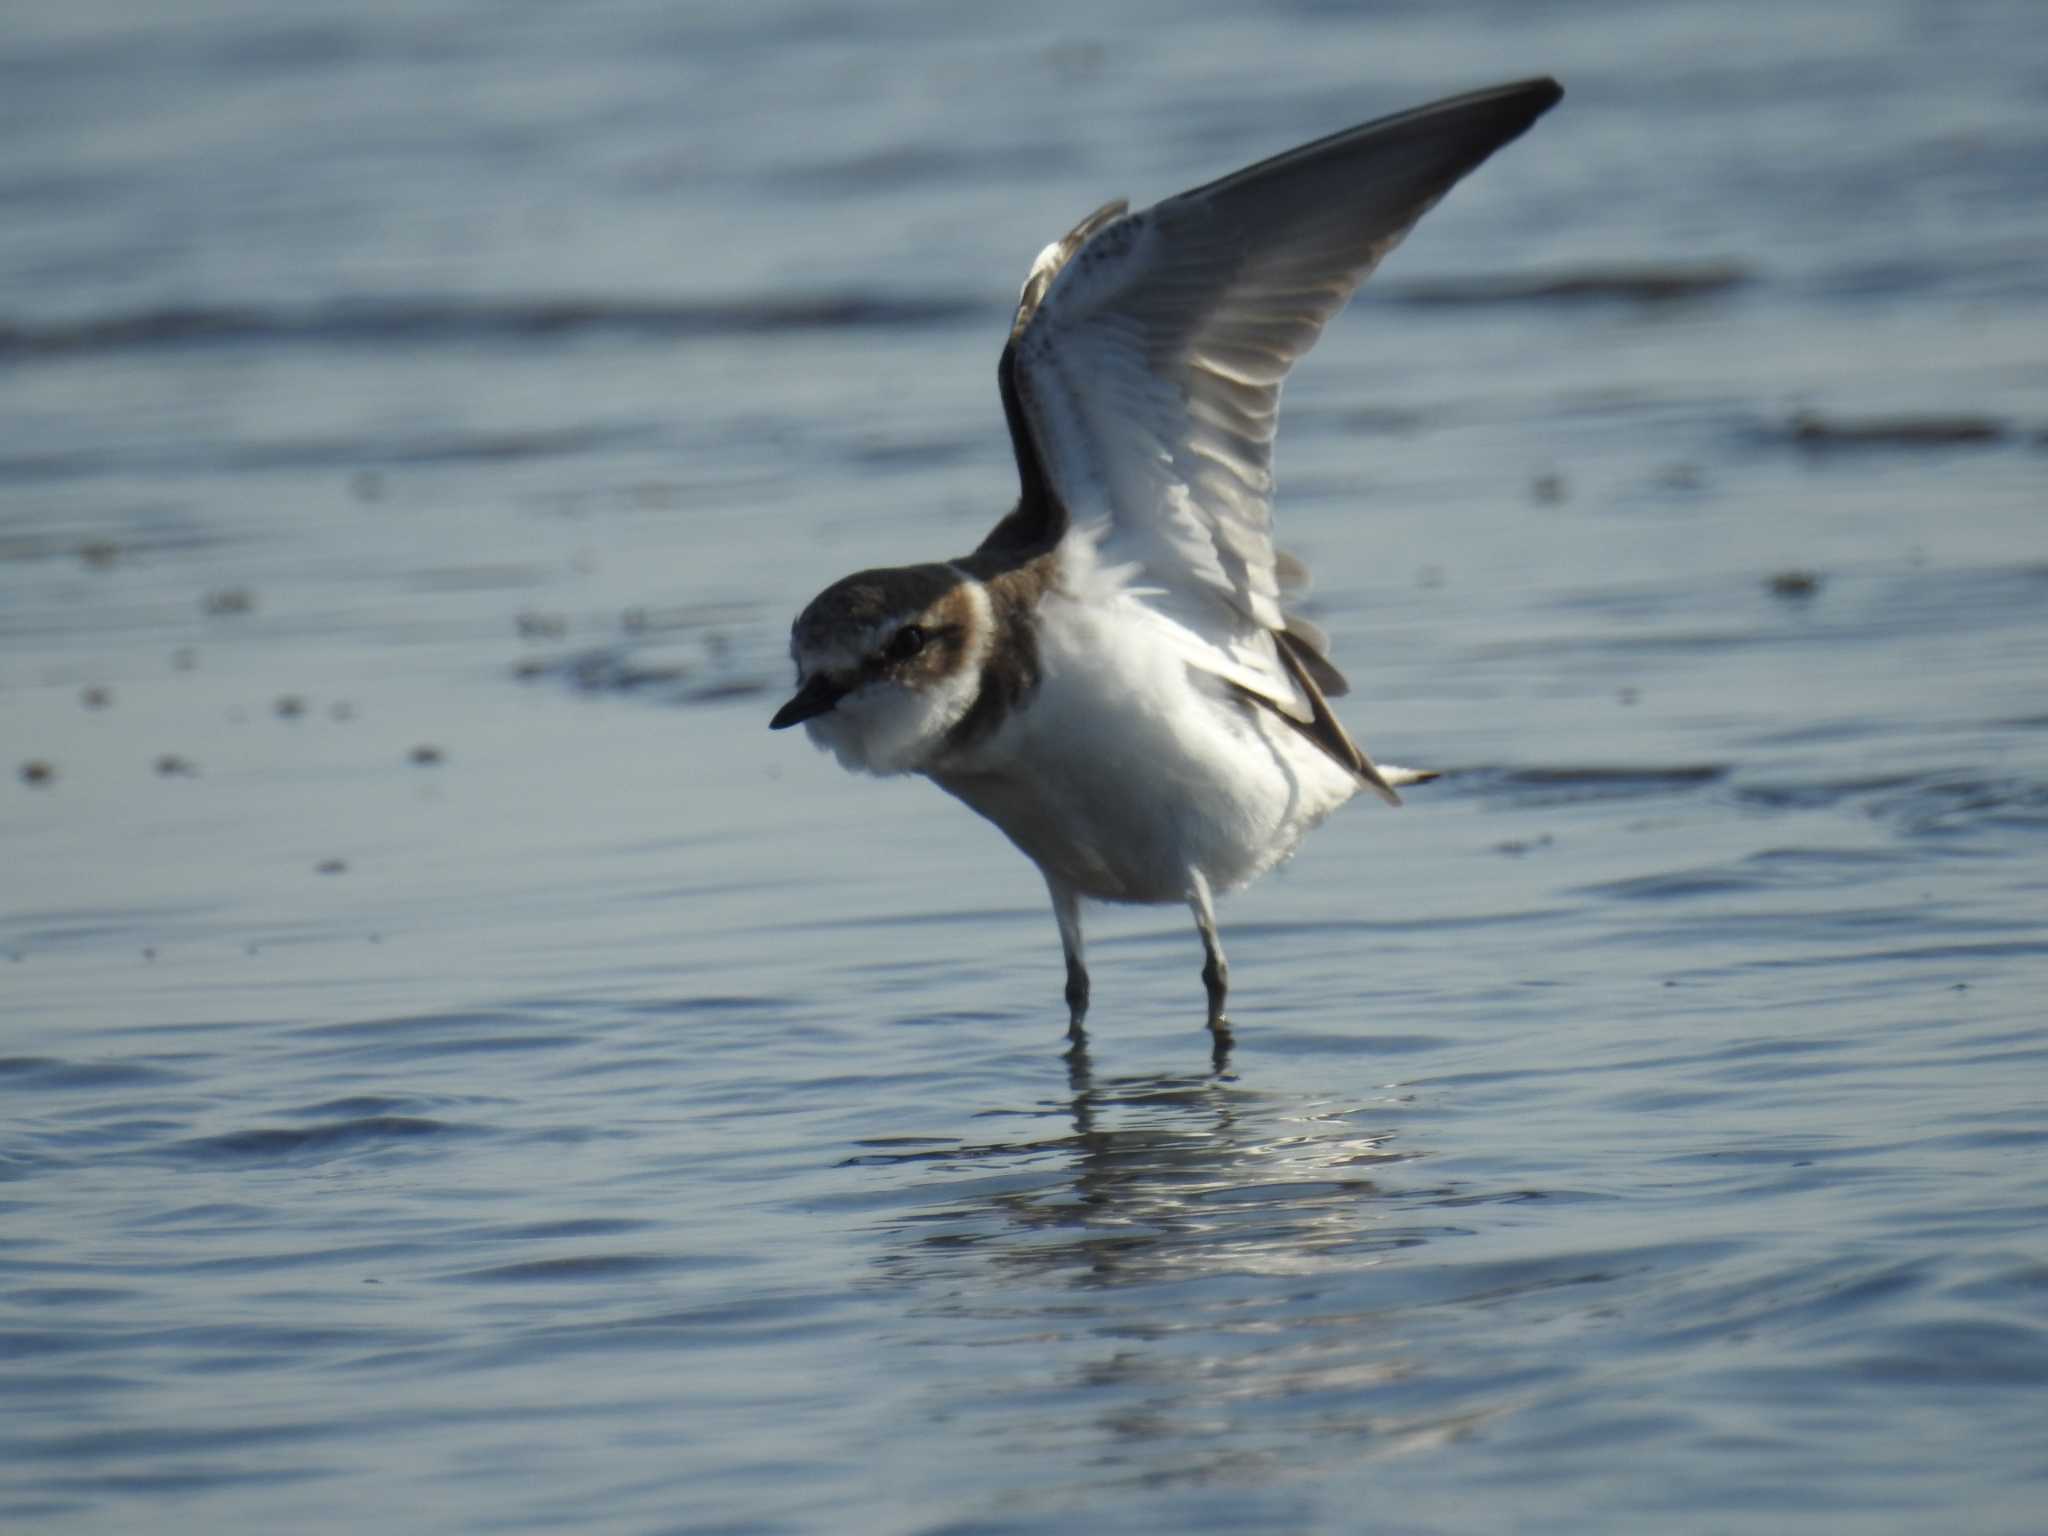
[
  {"x1": 859, "y1": 1058, "x2": 1429, "y2": 1289},
  {"x1": 847, "y1": 1044, "x2": 1512, "y2": 1480},
  {"x1": 1067, "y1": 1015, "x2": 1231, "y2": 1090}
]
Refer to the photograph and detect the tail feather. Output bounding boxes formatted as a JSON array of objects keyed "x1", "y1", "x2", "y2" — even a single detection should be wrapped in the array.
[{"x1": 1377, "y1": 765, "x2": 1439, "y2": 790}]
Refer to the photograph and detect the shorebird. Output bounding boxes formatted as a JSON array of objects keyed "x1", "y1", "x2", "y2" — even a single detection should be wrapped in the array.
[{"x1": 772, "y1": 78, "x2": 1562, "y2": 1040}]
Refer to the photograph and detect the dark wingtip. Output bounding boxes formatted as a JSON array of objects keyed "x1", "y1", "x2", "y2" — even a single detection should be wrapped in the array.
[
  {"x1": 1446, "y1": 75, "x2": 1565, "y2": 142},
  {"x1": 1500, "y1": 77, "x2": 1565, "y2": 137},
  {"x1": 1478, "y1": 76, "x2": 1563, "y2": 116}
]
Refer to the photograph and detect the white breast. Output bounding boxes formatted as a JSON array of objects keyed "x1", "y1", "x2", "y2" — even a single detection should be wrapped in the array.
[{"x1": 934, "y1": 583, "x2": 1360, "y2": 904}]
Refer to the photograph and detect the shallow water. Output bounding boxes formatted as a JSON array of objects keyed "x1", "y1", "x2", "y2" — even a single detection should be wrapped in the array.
[{"x1": 5, "y1": 1, "x2": 2048, "y2": 1531}]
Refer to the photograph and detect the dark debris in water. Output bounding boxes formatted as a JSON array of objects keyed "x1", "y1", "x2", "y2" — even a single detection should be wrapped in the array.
[
  {"x1": 19, "y1": 760, "x2": 54, "y2": 786},
  {"x1": 1767, "y1": 570, "x2": 1823, "y2": 599},
  {"x1": 1787, "y1": 410, "x2": 2010, "y2": 448},
  {"x1": 202, "y1": 587, "x2": 256, "y2": 617},
  {"x1": 515, "y1": 610, "x2": 568, "y2": 641},
  {"x1": 1386, "y1": 261, "x2": 1751, "y2": 307}
]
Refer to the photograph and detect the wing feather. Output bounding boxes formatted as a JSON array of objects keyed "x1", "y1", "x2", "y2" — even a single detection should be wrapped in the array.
[{"x1": 994, "y1": 77, "x2": 1562, "y2": 741}]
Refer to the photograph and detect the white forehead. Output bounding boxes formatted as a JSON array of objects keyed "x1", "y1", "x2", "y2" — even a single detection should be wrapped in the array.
[
  {"x1": 790, "y1": 602, "x2": 928, "y2": 670},
  {"x1": 791, "y1": 625, "x2": 885, "y2": 676},
  {"x1": 788, "y1": 572, "x2": 991, "y2": 678}
]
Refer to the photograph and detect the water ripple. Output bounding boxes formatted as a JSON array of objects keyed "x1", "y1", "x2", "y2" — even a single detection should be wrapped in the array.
[
  {"x1": 164, "y1": 1116, "x2": 478, "y2": 1166},
  {"x1": 0, "y1": 292, "x2": 985, "y2": 362}
]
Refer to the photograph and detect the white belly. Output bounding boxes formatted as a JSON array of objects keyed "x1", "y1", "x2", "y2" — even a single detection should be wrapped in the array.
[{"x1": 931, "y1": 597, "x2": 1361, "y2": 904}]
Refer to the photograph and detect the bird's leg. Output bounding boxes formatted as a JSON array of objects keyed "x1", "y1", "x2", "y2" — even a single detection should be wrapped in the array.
[
  {"x1": 1045, "y1": 873, "x2": 1089, "y2": 1035},
  {"x1": 1186, "y1": 869, "x2": 1231, "y2": 1044}
]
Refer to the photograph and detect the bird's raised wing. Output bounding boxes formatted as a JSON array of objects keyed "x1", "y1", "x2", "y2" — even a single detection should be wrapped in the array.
[{"x1": 983, "y1": 77, "x2": 1562, "y2": 726}]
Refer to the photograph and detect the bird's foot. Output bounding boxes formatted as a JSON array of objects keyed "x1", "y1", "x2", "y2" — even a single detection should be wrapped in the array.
[
  {"x1": 1206, "y1": 1014, "x2": 1235, "y2": 1074},
  {"x1": 1064, "y1": 970, "x2": 1090, "y2": 1025}
]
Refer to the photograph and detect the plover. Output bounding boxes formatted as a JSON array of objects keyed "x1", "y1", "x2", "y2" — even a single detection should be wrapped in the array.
[{"x1": 772, "y1": 78, "x2": 1562, "y2": 1040}]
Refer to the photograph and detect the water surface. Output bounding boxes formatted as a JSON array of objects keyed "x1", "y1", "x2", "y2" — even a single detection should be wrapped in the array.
[{"x1": 4, "y1": 1, "x2": 2047, "y2": 1531}]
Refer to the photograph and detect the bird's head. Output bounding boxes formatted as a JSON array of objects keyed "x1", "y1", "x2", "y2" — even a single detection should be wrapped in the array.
[{"x1": 770, "y1": 563, "x2": 989, "y2": 774}]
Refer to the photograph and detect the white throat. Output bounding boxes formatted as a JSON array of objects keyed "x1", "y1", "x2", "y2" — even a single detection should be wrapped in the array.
[{"x1": 802, "y1": 571, "x2": 993, "y2": 776}]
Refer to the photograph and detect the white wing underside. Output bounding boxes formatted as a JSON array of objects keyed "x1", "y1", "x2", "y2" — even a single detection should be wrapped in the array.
[
  {"x1": 1003, "y1": 80, "x2": 1563, "y2": 782},
  {"x1": 1015, "y1": 203, "x2": 1358, "y2": 718}
]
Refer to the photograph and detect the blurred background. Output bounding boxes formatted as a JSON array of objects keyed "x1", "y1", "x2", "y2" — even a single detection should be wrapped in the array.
[{"x1": 4, "y1": 2, "x2": 2045, "y2": 1533}]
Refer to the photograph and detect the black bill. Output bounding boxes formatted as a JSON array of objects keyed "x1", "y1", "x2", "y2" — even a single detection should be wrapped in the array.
[{"x1": 769, "y1": 673, "x2": 845, "y2": 730}]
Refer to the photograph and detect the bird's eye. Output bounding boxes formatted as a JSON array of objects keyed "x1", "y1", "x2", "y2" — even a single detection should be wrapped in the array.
[{"x1": 885, "y1": 625, "x2": 927, "y2": 662}]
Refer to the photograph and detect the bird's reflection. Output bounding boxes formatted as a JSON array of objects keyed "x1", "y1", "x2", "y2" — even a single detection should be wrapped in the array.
[
  {"x1": 846, "y1": 1021, "x2": 1483, "y2": 1473},
  {"x1": 856, "y1": 1019, "x2": 1433, "y2": 1295},
  {"x1": 1065, "y1": 1016, "x2": 1233, "y2": 1090}
]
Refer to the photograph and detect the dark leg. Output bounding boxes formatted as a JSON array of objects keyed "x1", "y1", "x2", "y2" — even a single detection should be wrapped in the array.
[
  {"x1": 1187, "y1": 869, "x2": 1230, "y2": 1032},
  {"x1": 1208, "y1": 1019, "x2": 1234, "y2": 1074},
  {"x1": 1045, "y1": 874, "x2": 1089, "y2": 1031}
]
